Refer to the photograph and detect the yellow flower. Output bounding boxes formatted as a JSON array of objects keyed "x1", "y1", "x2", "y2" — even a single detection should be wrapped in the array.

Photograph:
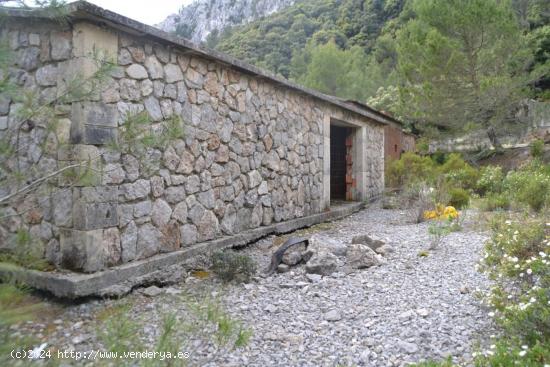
[
  {"x1": 424, "y1": 205, "x2": 459, "y2": 220},
  {"x1": 443, "y1": 206, "x2": 458, "y2": 219},
  {"x1": 423, "y1": 210, "x2": 437, "y2": 220}
]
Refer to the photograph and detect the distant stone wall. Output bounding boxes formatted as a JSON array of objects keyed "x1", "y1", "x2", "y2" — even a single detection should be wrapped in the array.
[
  {"x1": 384, "y1": 123, "x2": 416, "y2": 161},
  {"x1": 0, "y1": 18, "x2": 384, "y2": 273},
  {"x1": 430, "y1": 100, "x2": 550, "y2": 153}
]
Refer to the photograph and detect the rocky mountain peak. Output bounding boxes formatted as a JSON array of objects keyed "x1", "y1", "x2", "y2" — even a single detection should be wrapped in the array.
[{"x1": 156, "y1": 0, "x2": 296, "y2": 43}]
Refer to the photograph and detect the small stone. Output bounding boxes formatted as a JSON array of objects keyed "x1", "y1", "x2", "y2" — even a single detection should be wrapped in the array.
[
  {"x1": 118, "y1": 48, "x2": 132, "y2": 65},
  {"x1": 416, "y1": 308, "x2": 430, "y2": 317},
  {"x1": 36, "y1": 64, "x2": 57, "y2": 86},
  {"x1": 398, "y1": 310, "x2": 415, "y2": 320},
  {"x1": 126, "y1": 64, "x2": 148, "y2": 79},
  {"x1": 460, "y1": 285, "x2": 470, "y2": 294},
  {"x1": 151, "y1": 199, "x2": 172, "y2": 227},
  {"x1": 145, "y1": 55, "x2": 163, "y2": 79},
  {"x1": 276, "y1": 264, "x2": 290, "y2": 273},
  {"x1": 165, "y1": 287, "x2": 182, "y2": 295},
  {"x1": 141, "y1": 285, "x2": 163, "y2": 297},
  {"x1": 248, "y1": 170, "x2": 262, "y2": 188},
  {"x1": 144, "y1": 96, "x2": 162, "y2": 121},
  {"x1": 72, "y1": 334, "x2": 90, "y2": 344},
  {"x1": 164, "y1": 64, "x2": 184, "y2": 83},
  {"x1": 258, "y1": 181, "x2": 268, "y2": 195},
  {"x1": 324, "y1": 310, "x2": 342, "y2": 322},
  {"x1": 375, "y1": 244, "x2": 394, "y2": 256},
  {"x1": 264, "y1": 304, "x2": 277, "y2": 313},
  {"x1": 305, "y1": 273, "x2": 322, "y2": 283},
  {"x1": 398, "y1": 341, "x2": 419, "y2": 354}
]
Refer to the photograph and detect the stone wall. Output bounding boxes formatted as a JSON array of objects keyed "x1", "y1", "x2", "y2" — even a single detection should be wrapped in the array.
[{"x1": 0, "y1": 18, "x2": 384, "y2": 273}]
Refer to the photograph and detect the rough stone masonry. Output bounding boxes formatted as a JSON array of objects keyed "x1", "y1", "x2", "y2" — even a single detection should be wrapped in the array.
[{"x1": 0, "y1": 2, "x2": 390, "y2": 276}]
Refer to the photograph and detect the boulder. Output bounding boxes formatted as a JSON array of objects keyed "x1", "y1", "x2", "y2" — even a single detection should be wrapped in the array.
[
  {"x1": 347, "y1": 244, "x2": 380, "y2": 269},
  {"x1": 351, "y1": 234, "x2": 385, "y2": 250},
  {"x1": 281, "y1": 243, "x2": 307, "y2": 266},
  {"x1": 375, "y1": 244, "x2": 394, "y2": 256},
  {"x1": 305, "y1": 251, "x2": 338, "y2": 276}
]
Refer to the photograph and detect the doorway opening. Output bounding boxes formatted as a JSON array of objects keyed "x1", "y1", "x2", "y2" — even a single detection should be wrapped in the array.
[{"x1": 330, "y1": 125, "x2": 354, "y2": 202}]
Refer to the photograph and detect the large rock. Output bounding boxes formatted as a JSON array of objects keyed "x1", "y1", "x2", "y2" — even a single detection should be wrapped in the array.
[
  {"x1": 122, "y1": 179, "x2": 150, "y2": 200},
  {"x1": 196, "y1": 210, "x2": 218, "y2": 241},
  {"x1": 351, "y1": 234, "x2": 386, "y2": 251},
  {"x1": 347, "y1": 244, "x2": 380, "y2": 269},
  {"x1": 180, "y1": 224, "x2": 198, "y2": 245},
  {"x1": 305, "y1": 251, "x2": 338, "y2": 276},
  {"x1": 248, "y1": 170, "x2": 262, "y2": 188},
  {"x1": 36, "y1": 64, "x2": 58, "y2": 86},
  {"x1": 164, "y1": 64, "x2": 184, "y2": 83},
  {"x1": 121, "y1": 221, "x2": 137, "y2": 262},
  {"x1": 126, "y1": 64, "x2": 148, "y2": 79},
  {"x1": 144, "y1": 96, "x2": 163, "y2": 121},
  {"x1": 145, "y1": 55, "x2": 163, "y2": 79},
  {"x1": 375, "y1": 244, "x2": 394, "y2": 256},
  {"x1": 311, "y1": 235, "x2": 348, "y2": 257},
  {"x1": 151, "y1": 199, "x2": 172, "y2": 227},
  {"x1": 282, "y1": 243, "x2": 307, "y2": 266},
  {"x1": 137, "y1": 223, "x2": 161, "y2": 259}
]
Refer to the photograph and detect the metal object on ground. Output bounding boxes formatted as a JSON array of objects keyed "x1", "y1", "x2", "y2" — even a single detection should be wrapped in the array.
[{"x1": 265, "y1": 236, "x2": 309, "y2": 275}]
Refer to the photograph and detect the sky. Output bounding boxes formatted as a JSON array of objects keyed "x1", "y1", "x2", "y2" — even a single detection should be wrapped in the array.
[
  {"x1": 78, "y1": 0, "x2": 194, "y2": 25},
  {"x1": 5, "y1": 0, "x2": 194, "y2": 25}
]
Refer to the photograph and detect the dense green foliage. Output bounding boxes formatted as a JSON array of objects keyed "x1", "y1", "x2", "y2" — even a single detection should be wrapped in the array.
[
  {"x1": 210, "y1": 0, "x2": 405, "y2": 79},
  {"x1": 387, "y1": 152, "x2": 550, "y2": 212},
  {"x1": 203, "y1": 0, "x2": 549, "y2": 139},
  {"x1": 476, "y1": 216, "x2": 550, "y2": 366}
]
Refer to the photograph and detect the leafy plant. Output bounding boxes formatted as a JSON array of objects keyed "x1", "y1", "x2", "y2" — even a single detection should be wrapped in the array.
[
  {"x1": 480, "y1": 193, "x2": 511, "y2": 212},
  {"x1": 97, "y1": 294, "x2": 253, "y2": 366},
  {"x1": 505, "y1": 163, "x2": 550, "y2": 212},
  {"x1": 530, "y1": 138, "x2": 544, "y2": 158},
  {"x1": 476, "y1": 165, "x2": 504, "y2": 195},
  {"x1": 448, "y1": 187, "x2": 470, "y2": 209},
  {"x1": 210, "y1": 251, "x2": 257, "y2": 283},
  {"x1": 427, "y1": 218, "x2": 452, "y2": 250},
  {"x1": 386, "y1": 152, "x2": 438, "y2": 188},
  {"x1": 476, "y1": 217, "x2": 550, "y2": 366}
]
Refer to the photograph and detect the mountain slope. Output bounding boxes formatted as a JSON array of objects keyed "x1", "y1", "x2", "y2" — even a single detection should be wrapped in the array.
[
  {"x1": 210, "y1": 0, "x2": 406, "y2": 78},
  {"x1": 157, "y1": 0, "x2": 297, "y2": 43}
]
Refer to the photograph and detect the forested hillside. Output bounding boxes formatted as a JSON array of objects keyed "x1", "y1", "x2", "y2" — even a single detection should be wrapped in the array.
[
  {"x1": 208, "y1": 0, "x2": 406, "y2": 80},
  {"x1": 204, "y1": 0, "x2": 549, "y2": 141}
]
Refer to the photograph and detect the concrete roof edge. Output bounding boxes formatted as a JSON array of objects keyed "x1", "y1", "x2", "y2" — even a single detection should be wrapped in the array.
[{"x1": 1, "y1": 1, "x2": 392, "y2": 126}]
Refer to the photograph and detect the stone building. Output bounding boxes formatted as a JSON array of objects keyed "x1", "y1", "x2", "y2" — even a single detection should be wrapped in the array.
[{"x1": 0, "y1": 2, "x2": 396, "y2": 295}]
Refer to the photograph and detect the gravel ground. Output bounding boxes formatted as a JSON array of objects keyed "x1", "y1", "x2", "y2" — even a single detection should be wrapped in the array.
[{"x1": 14, "y1": 205, "x2": 495, "y2": 367}]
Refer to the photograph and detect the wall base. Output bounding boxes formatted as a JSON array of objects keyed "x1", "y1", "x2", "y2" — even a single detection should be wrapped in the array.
[{"x1": 3, "y1": 202, "x2": 364, "y2": 298}]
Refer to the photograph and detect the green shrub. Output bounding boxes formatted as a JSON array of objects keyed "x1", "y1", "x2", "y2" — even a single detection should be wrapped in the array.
[
  {"x1": 448, "y1": 187, "x2": 470, "y2": 209},
  {"x1": 530, "y1": 138, "x2": 544, "y2": 158},
  {"x1": 476, "y1": 165, "x2": 504, "y2": 195},
  {"x1": 480, "y1": 193, "x2": 511, "y2": 211},
  {"x1": 210, "y1": 251, "x2": 257, "y2": 283},
  {"x1": 386, "y1": 152, "x2": 437, "y2": 188},
  {"x1": 476, "y1": 218, "x2": 550, "y2": 366},
  {"x1": 505, "y1": 166, "x2": 550, "y2": 212},
  {"x1": 416, "y1": 137, "x2": 430, "y2": 155},
  {"x1": 440, "y1": 154, "x2": 480, "y2": 190}
]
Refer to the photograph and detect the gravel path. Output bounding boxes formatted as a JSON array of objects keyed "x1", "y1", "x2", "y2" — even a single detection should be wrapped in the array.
[{"x1": 16, "y1": 206, "x2": 495, "y2": 366}]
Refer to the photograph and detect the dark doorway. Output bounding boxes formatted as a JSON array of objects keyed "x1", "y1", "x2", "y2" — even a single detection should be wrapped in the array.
[{"x1": 330, "y1": 125, "x2": 348, "y2": 201}]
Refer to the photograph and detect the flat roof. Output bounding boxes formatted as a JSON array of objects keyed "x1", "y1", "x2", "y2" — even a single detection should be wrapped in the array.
[{"x1": 2, "y1": 1, "x2": 406, "y2": 126}]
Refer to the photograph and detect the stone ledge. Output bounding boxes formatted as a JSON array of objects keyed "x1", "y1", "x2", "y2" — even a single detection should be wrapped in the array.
[{"x1": 3, "y1": 202, "x2": 364, "y2": 298}]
